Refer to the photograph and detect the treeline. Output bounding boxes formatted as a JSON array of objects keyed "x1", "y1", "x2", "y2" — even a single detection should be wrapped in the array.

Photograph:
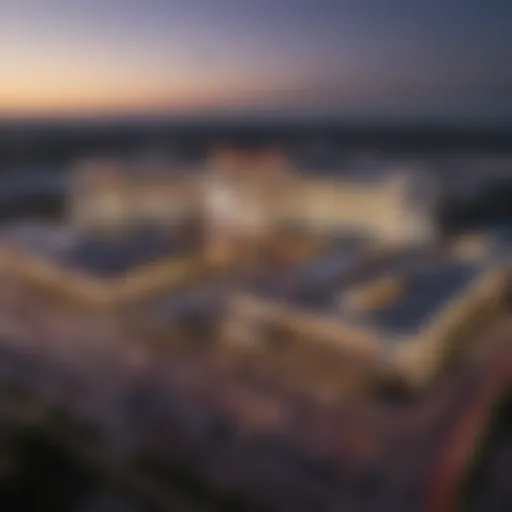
[{"x1": 1, "y1": 122, "x2": 511, "y2": 169}]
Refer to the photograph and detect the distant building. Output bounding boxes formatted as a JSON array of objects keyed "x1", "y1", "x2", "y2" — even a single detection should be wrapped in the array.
[
  {"x1": 67, "y1": 159, "x2": 200, "y2": 233},
  {"x1": 202, "y1": 145, "x2": 293, "y2": 263},
  {"x1": 278, "y1": 170, "x2": 439, "y2": 244},
  {"x1": 66, "y1": 149, "x2": 440, "y2": 254}
]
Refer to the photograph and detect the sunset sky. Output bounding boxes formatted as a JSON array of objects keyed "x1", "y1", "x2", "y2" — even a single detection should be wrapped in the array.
[{"x1": 1, "y1": 0, "x2": 511, "y2": 123}]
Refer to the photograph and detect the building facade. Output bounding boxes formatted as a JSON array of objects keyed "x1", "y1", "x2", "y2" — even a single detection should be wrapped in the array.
[{"x1": 67, "y1": 151, "x2": 440, "y2": 247}]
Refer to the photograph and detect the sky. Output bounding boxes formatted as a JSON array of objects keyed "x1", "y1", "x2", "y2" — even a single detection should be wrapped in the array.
[{"x1": 1, "y1": 0, "x2": 511, "y2": 123}]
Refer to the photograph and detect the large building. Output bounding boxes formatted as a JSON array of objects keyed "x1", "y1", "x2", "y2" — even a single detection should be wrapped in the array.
[
  {"x1": 67, "y1": 147, "x2": 440, "y2": 248},
  {"x1": 0, "y1": 146, "x2": 447, "y2": 309}
]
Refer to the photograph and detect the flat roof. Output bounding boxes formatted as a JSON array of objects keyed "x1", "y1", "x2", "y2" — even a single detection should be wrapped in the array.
[
  {"x1": 144, "y1": 234, "x2": 372, "y2": 326},
  {"x1": 235, "y1": 244, "x2": 492, "y2": 341},
  {"x1": 248, "y1": 233, "x2": 371, "y2": 309},
  {"x1": 1, "y1": 221, "x2": 199, "y2": 278},
  {"x1": 361, "y1": 261, "x2": 482, "y2": 335}
]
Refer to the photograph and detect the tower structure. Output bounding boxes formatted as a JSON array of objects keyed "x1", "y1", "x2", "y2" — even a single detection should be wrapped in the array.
[{"x1": 202, "y1": 145, "x2": 291, "y2": 265}]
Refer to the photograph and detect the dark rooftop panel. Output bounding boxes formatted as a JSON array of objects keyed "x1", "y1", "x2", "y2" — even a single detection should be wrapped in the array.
[
  {"x1": 63, "y1": 226, "x2": 188, "y2": 277},
  {"x1": 2, "y1": 222, "x2": 200, "y2": 278},
  {"x1": 363, "y1": 262, "x2": 482, "y2": 335},
  {"x1": 250, "y1": 235, "x2": 370, "y2": 308}
]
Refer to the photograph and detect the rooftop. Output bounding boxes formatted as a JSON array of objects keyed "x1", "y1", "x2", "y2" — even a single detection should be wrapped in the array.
[
  {"x1": 0, "y1": 221, "x2": 201, "y2": 278},
  {"x1": 340, "y1": 259, "x2": 484, "y2": 337}
]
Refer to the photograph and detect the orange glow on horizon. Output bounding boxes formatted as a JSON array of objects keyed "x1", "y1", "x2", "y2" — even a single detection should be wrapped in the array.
[
  {"x1": 0, "y1": 77, "x2": 253, "y2": 118},
  {"x1": 0, "y1": 80, "x2": 299, "y2": 119},
  {"x1": 0, "y1": 51, "x2": 302, "y2": 118}
]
